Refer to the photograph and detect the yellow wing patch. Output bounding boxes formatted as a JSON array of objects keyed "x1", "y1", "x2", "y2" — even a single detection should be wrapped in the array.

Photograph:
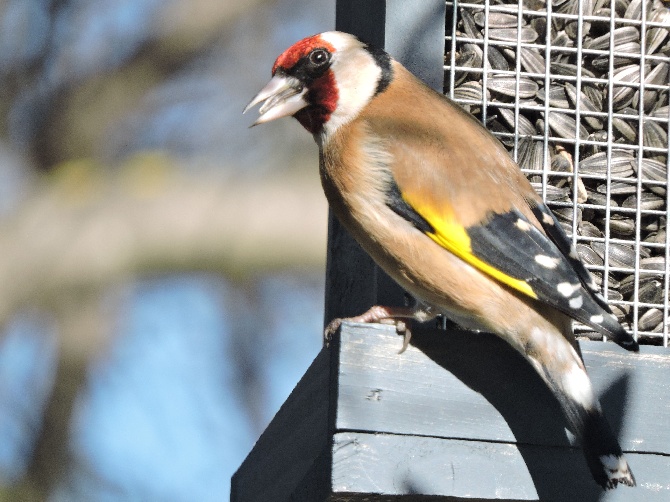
[{"x1": 404, "y1": 195, "x2": 538, "y2": 300}]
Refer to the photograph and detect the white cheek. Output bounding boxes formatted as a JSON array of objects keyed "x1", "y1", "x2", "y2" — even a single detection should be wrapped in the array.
[{"x1": 325, "y1": 61, "x2": 381, "y2": 135}]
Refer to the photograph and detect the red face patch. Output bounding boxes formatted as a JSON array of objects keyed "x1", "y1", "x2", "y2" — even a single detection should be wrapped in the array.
[
  {"x1": 294, "y1": 69, "x2": 339, "y2": 134},
  {"x1": 272, "y1": 34, "x2": 337, "y2": 74}
]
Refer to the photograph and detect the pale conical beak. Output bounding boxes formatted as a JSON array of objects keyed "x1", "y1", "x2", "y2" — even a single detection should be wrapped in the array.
[{"x1": 243, "y1": 75, "x2": 308, "y2": 126}]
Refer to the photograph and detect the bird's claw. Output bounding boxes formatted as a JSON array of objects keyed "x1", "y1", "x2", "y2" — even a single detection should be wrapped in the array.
[
  {"x1": 323, "y1": 318, "x2": 343, "y2": 347},
  {"x1": 323, "y1": 312, "x2": 412, "y2": 353},
  {"x1": 395, "y1": 320, "x2": 412, "y2": 354}
]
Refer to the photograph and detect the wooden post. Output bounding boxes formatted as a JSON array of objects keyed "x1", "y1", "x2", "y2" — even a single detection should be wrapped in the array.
[{"x1": 324, "y1": 0, "x2": 446, "y2": 326}]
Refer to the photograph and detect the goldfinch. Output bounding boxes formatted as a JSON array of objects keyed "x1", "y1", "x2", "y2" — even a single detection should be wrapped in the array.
[{"x1": 244, "y1": 31, "x2": 638, "y2": 489}]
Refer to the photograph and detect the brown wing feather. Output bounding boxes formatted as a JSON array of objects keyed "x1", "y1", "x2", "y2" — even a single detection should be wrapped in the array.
[{"x1": 359, "y1": 62, "x2": 542, "y2": 229}]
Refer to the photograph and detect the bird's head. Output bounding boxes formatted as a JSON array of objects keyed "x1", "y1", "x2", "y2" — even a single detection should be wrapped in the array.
[{"x1": 244, "y1": 31, "x2": 393, "y2": 137}]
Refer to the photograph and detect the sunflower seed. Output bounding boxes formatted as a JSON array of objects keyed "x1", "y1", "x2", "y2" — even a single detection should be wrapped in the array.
[
  {"x1": 453, "y1": 81, "x2": 488, "y2": 101},
  {"x1": 565, "y1": 19, "x2": 593, "y2": 41},
  {"x1": 643, "y1": 218, "x2": 665, "y2": 233},
  {"x1": 580, "y1": 150, "x2": 636, "y2": 176},
  {"x1": 608, "y1": 215, "x2": 637, "y2": 235},
  {"x1": 530, "y1": 17, "x2": 547, "y2": 43},
  {"x1": 633, "y1": 63, "x2": 669, "y2": 113},
  {"x1": 532, "y1": 181, "x2": 572, "y2": 201},
  {"x1": 592, "y1": 241, "x2": 637, "y2": 268},
  {"x1": 584, "y1": 86, "x2": 604, "y2": 111},
  {"x1": 547, "y1": 111, "x2": 589, "y2": 140},
  {"x1": 474, "y1": 11, "x2": 521, "y2": 28},
  {"x1": 453, "y1": 54, "x2": 478, "y2": 86},
  {"x1": 624, "y1": 0, "x2": 654, "y2": 21},
  {"x1": 460, "y1": 8, "x2": 481, "y2": 39},
  {"x1": 536, "y1": 85, "x2": 570, "y2": 108},
  {"x1": 489, "y1": 27, "x2": 539, "y2": 43},
  {"x1": 558, "y1": 0, "x2": 594, "y2": 17},
  {"x1": 644, "y1": 229, "x2": 667, "y2": 244},
  {"x1": 611, "y1": 64, "x2": 645, "y2": 109},
  {"x1": 487, "y1": 46, "x2": 510, "y2": 71},
  {"x1": 622, "y1": 192, "x2": 666, "y2": 210},
  {"x1": 584, "y1": 26, "x2": 640, "y2": 50},
  {"x1": 518, "y1": 136, "x2": 544, "y2": 167},
  {"x1": 551, "y1": 62, "x2": 596, "y2": 78},
  {"x1": 643, "y1": 119, "x2": 668, "y2": 150},
  {"x1": 552, "y1": 30, "x2": 573, "y2": 48},
  {"x1": 577, "y1": 243, "x2": 604, "y2": 265},
  {"x1": 638, "y1": 308, "x2": 663, "y2": 331},
  {"x1": 640, "y1": 256, "x2": 667, "y2": 271},
  {"x1": 564, "y1": 83, "x2": 603, "y2": 129},
  {"x1": 553, "y1": 206, "x2": 583, "y2": 224},
  {"x1": 586, "y1": 190, "x2": 619, "y2": 207},
  {"x1": 551, "y1": 152, "x2": 572, "y2": 173},
  {"x1": 646, "y1": 8, "x2": 670, "y2": 54},
  {"x1": 519, "y1": 47, "x2": 547, "y2": 75},
  {"x1": 634, "y1": 157, "x2": 668, "y2": 182},
  {"x1": 638, "y1": 280, "x2": 664, "y2": 304},
  {"x1": 487, "y1": 75, "x2": 539, "y2": 98},
  {"x1": 592, "y1": 42, "x2": 642, "y2": 70},
  {"x1": 546, "y1": 184, "x2": 571, "y2": 201},
  {"x1": 597, "y1": 182, "x2": 638, "y2": 195},
  {"x1": 646, "y1": 184, "x2": 667, "y2": 197},
  {"x1": 651, "y1": 105, "x2": 669, "y2": 119},
  {"x1": 612, "y1": 117, "x2": 638, "y2": 142},
  {"x1": 497, "y1": 107, "x2": 536, "y2": 136},
  {"x1": 579, "y1": 220, "x2": 604, "y2": 238}
]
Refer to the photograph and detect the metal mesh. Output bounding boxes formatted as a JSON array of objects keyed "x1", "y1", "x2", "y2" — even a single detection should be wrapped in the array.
[{"x1": 444, "y1": 0, "x2": 670, "y2": 347}]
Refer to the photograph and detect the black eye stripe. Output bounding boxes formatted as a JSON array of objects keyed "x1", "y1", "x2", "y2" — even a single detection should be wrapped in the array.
[{"x1": 286, "y1": 48, "x2": 332, "y2": 82}]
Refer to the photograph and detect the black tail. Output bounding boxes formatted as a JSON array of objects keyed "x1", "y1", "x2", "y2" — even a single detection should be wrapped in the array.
[
  {"x1": 524, "y1": 324, "x2": 635, "y2": 489},
  {"x1": 570, "y1": 405, "x2": 636, "y2": 489}
]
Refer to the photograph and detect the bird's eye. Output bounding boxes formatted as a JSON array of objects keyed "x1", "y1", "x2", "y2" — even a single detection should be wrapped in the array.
[{"x1": 309, "y1": 49, "x2": 329, "y2": 66}]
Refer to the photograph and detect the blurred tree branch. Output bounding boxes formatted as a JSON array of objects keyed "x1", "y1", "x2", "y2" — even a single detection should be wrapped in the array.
[
  {"x1": 0, "y1": 154, "x2": 327, "y2": 335},
  {"x1": 0, "y1": 0, "x2": 333, "y2": 496}
]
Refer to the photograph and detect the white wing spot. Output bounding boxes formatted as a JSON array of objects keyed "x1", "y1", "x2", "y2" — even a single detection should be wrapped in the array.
[
  {"x1": 569, "y1": 295, "x2": 584, "y2": 309},
  {"x1": 590, "y1": 314, "x2": 604, "y2": 324},
  {"x1": 542, "y1": 212, "x2": 554, "y2": 225},
  {"x1": 515, "y1": 218, "x2": 532, "y2": 231},
  {"x1": 535, "y1": 254, "x2": 560, "y2": 269},
  {"x1": 557, "y1": 282, "x2": 580, "y2": 297}
]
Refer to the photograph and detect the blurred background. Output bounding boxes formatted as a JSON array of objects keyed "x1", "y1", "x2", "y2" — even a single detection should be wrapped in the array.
[{"x1": 0, "y1": 0, "x2": 334, "y2": 499}]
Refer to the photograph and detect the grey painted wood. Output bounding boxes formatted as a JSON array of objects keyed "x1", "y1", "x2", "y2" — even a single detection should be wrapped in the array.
[
  {"x1": 325, "y1": 0, "x2": 446, "y2": 327},
  {"x1": 331, "y1": 432, "x2": 670, "y2": 501},
  {"x1": 335, "y1": 323, "x2": 670, "y2": 455},
  {"x1": 232, "y1": 322, "x2": 670, "y2": 500},
  {"x1": 230, "y1": 349, "x2": 332, "y2": 502}
]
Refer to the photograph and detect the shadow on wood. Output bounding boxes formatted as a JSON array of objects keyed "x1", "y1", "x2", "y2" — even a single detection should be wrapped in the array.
[{"x1": 231, "y1": 323, "x2": 670, "y2": 501}]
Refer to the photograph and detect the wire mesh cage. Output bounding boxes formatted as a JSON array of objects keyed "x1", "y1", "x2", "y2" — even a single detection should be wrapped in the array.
[{"x1": 444, "y1": 0, "x2": 670, "y2": 347}]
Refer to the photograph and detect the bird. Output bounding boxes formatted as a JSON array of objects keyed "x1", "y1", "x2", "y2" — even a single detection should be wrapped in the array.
[{"x1": 244, "y1": 31, "x2": 638, "y2": 489}]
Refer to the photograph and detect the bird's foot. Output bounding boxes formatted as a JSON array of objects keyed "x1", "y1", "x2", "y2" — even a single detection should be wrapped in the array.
[{"x1": 324, "y1": 305, "x2": 416, "y2": 353}]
